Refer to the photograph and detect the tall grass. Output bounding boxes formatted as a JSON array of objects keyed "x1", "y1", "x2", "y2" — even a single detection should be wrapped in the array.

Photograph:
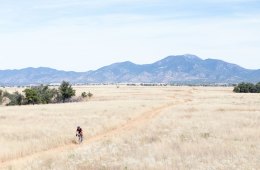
[{"x1": 0, "y1": 86, "x2": 259, "y2": 170}]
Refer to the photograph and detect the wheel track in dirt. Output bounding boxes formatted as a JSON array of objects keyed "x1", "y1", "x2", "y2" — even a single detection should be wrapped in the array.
[{"x1": 0, "y1": 101, "x2": 180, "y2": 168}]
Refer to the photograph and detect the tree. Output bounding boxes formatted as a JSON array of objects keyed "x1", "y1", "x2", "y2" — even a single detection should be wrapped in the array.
[
  {"x1": 0, "y1": 90, "x2": 3, "y2": 104},
  {"x1": 234, "y1": 82, "x2": 260, "y2": 93},
  {"x1": 233, "y1": 86, "x2": 240, "y2": 93},
  {"x1": 8, "y1": 91, "x2": 24, "y2": 106},
  {"x1": 58, "y1": 81, "x2": 75, "y2": 103},
  {"x1": 248, "y1": 83, "x2": 257, "y2": 93},
  {"x1": 256, "y1": 82, "x2": 260, "y2": 93},
  {"x1": 33, "y1": 85, "x2": 55, "y2": 104},
  {"x1": 14, "y1": 91, "x2": 24, "y2": 105},
  {"x1": 23, "y1": 88, "x2": 41, "y2": 105},
  {"x1": 239, "y1": 82, "x2": 249, "y2": 93}
]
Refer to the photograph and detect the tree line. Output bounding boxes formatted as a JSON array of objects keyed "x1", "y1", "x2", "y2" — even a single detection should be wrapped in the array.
[
  {"x1": 0, "y1": 81, "x2": 93, "y2": 106},
  {"x1": 233, "y1": 82, "x2": 260, "y2": 93}
]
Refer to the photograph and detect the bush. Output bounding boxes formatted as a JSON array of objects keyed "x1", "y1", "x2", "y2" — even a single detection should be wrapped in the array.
[
  {"x1": 8, "y1": 91, "x2": 24, "y2": 106},
  {"x1": 23, "y1": 85, "x2": 61, "y2": 104},
  {"x1": 81, "y1": 92, "x2": 87, "y2": 98},
  {"x1": 2, "y1": 81, "x2": 92, "y2": 106},
  {"x1": 0, "y1": 90, "x2": 3, "y2": 104},
  {"x1": 87, "y1": 92, "x2": 93, "y2": 98},
  {"x1": 23, "y1": 88, "x2": 41, "y2": 105},
  {"x1": 1, "y1": 91, "x2": 25, "y2": 106},
  {"x1": 233, "y1": 82, "x2": 260, "y2": 93},
  {"x1": 81, "y1": 91, "x2": 93, "y2": 99},
  {"x1": 22, "y1": 82, "x2": 76, "y2": 104},
  {"x1": 33, "y1": 85, "x2": 56, "y2": 104},
  {"x1": 233, "y1": 86, "x2": 240, "y2": 93},
  {"x1": 256, "y1": 82, "x2": 260, "y2": 93}
]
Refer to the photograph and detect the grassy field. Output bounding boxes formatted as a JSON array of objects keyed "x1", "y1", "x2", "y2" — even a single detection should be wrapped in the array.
[{"x1": 0, "y1": 86, "x2": 259, "y2": 170}]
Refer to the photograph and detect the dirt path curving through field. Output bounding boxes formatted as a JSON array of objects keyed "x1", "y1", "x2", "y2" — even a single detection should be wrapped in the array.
[{"x1": 0, "y1": 101, "x2": 178, "y2": 168}]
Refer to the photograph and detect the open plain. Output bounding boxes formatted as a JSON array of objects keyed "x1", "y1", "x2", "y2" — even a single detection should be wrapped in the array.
[{"x1": 0, "y1": 86, "x2": 259, "y2": 170}]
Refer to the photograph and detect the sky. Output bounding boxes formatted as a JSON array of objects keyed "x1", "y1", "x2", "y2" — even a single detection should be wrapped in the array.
[{"x1": 0, "y1": 0, "x2": 259, "y2": 71}]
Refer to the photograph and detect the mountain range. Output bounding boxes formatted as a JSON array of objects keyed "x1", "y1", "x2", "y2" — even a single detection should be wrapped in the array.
[{"x1": 0, "y1": 54, "x2": 259, "y2": 86}]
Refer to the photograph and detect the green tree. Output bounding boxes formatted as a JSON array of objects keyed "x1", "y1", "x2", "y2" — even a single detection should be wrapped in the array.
[
  {"x1": 256, "y1": 82, "x2": 260, "y2": 93},
  {"x1": 248, "y1": 83, "x2": 257, "y2": 93},
  {"x1": 23, "y1": 88, "x2": 41, "y2": 105},
  {"x1": 236, "y1": 82, "x2": 250, "y2": 93},
  {"x1": 33, "y1": 85, "x2": 55, "y2": 104},
  {"x1": 8, "y1": 91, "x2": 24, "y2": 106},
  {"x1": 0, "y1": 89, "x2": 3, "y2": 104},
  {"x1": 233, "y1": 86, "x2": 240, "y2": 93},
  {"x1": 233, "y1": 82, "x2": 260, "y2": 93},
  {"x1": 58, "y1": 81, "x2": 75, "y2": 103}
]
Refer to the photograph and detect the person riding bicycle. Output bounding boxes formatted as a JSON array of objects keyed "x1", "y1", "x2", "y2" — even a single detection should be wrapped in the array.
[{"x1": 76, "y1": 126, "x2": 83, "y2": 143}]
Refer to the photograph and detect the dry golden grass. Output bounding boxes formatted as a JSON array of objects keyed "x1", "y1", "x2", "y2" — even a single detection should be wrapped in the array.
[{"x1": 0, "y1": 86, "x2": 259, "y2": 170}]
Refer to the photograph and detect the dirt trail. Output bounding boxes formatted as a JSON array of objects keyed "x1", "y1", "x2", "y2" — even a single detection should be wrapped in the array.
[{"x1": 0, "y1": 102, "x2": 176, "y2": 168}]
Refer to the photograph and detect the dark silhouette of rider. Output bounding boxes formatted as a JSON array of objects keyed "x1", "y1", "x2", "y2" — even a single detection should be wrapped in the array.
[{"x1": 76, "y1": 126, "x2": 83, "y2": 143}]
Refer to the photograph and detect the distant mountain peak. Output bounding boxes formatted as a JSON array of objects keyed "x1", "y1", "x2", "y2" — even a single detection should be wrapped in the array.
[
  {"x1": 117, "y1": 61, "x2": 136, "y2": 65},
  {"x1": 162, "y1": 54, "x2": 201, "y2": 61},
  {"x1": 183, "y1": 54, "x2": 202, "y2": 60}
]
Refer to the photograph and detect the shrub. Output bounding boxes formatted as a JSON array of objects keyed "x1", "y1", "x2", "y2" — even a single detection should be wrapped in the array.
[
  {"x1": 256, "y1": 82, "x2": 260, "y2": 93},
  {"x1": 87, "y1": 92, "x2": 93, "y2": 98},
  {"x1": 81, "y1": 92, "x2": 87, "y2": 98},
  {"x1": 233, "y1": 82, "x2": 260, "y2": 93},
  {"x1": 23, "y1": 88, "x2": 41, "y2": 105},
  {"x1": 8, "y1": 91, "x2": 24, "y2": 106},
  {"x1": 81, "y1": 91, "x2": 93, "y2": 100},
  {"x1": 0, "y1": 90, "x2": 3, "y2": 104},
  {"x1": 2, "y1": 91, "x2": 25, "y2": 106},
  {"x1": 33, "y1": 85, "x2": 56, "y2": 104},
  {"x1": 233, "y1": 86, "x2": 240, "y2": 93},
  {"x1": 2, "y1": 81, "x2": 91, "y2": 106}
]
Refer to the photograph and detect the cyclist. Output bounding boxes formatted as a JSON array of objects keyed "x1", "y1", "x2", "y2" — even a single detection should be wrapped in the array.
[{"x1": 76, "y1": 126, "x2": 83, "y2": 143}]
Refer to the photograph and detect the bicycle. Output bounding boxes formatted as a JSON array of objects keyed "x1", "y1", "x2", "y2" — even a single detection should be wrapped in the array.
[{"x1": 76, "y1": 132, "x2": 83, "y2": 144}]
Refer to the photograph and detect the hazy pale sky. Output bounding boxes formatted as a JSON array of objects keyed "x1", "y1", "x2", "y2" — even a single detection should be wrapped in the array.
[{"x1": 0, "y1": 0, "x2": 259, "y2": 71}]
